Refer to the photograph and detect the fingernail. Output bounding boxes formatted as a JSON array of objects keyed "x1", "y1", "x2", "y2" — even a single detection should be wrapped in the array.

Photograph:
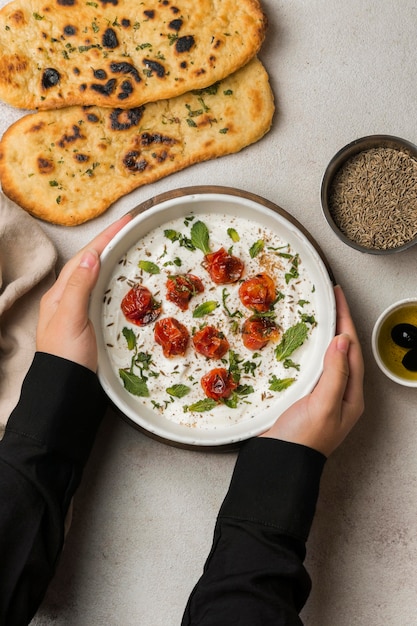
[
  {"x1": 79, "y1": 249, "x2": 98, "y2": 269},
  {"x1": 336, "y1": 333, "x2": 350, "y2": 354}
]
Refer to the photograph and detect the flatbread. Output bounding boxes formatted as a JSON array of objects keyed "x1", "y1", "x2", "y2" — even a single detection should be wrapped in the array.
[
  {"x1": 0, "y1": 0, "x2": 267, "y2": 110},
  {"x1": 0, "y1": 57, "x2": 274, "y2": 225}
]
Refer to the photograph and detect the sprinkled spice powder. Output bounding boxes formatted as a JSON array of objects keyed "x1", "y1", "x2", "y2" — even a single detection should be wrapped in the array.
[{"x1": 328, "y1": 147, "x2": 417, "y2": 250}]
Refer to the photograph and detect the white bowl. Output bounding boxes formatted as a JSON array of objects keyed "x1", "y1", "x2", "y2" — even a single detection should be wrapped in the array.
[
  {"x1": 90, "y1": 186, "x2": 336, "y2": 448},
  {"x1": 372, "y1": 298, "x2": 417, "y2": 387}
]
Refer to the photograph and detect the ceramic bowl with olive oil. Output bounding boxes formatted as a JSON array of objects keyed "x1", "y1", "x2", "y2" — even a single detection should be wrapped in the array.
[{"x1": 372, "y1": 299, "x2": 417, "y2": 387}]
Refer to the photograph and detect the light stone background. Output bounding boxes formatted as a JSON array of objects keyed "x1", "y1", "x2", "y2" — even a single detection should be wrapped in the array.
[{"x1": 1, "y1": 1, "x2": 417, "y2": 624}]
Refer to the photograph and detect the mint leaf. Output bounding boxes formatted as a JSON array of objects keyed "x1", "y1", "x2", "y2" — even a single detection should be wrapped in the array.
[
  {"x1": 138, "y1": 260, "x2": 160, "y2": 274},
  {"x1": 268, "y1": 376, "x2": 295, "y2": 392},
  {"x1": 190, "y1": 220, "x2": 211, "y2": 254},
  {"x1": 184, "y1": 398, "x2": 218, "y2": 412},
  {"x1": 119, "y1": 369, "x2": 149, "y2": 397},
  {"x1": 166, "y1": 384, "x2": 191, "y2": 398},
  {"x1": 275, "y1": 322, "x2": 308, "y2": 361}
]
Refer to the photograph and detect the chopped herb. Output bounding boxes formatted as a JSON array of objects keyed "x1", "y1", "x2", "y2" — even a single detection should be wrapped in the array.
[
  {"x1": 219, "y1": 128, "x2": 229, "y2": 134},
  {"x1": 138, "y1": 260, "x2": 160, "y2": 274},
  {"x1": 49, "y1": 180, "x2": 59, "y2": 187},
  {"x1": 242, "y1": 359, "x2": 259, "y2": 375},
  {"x1": 275, "y1": 322, "x2": 308, "y2": 361},
  {"x1": 223, "y1": 89, "x2": 233, "y2": 95},
  {"x1": 33, "y1": 12, "x2": 44, "y2": 20},
  {"x1": 185, "y1": 103, "x2": 204, "y2": 118},
  {"x1": 285, "y1": 253, "x2": 300, "y2": 284},
  {"x1": 228, "y1": 350, "x2": 242, "y2": 384},
  {"x1": 222, "y1": 288, "x2": 243, "y2": 318},
  {"x1": 192, "y1": 300, "x2": 218, "y2": 318},
  {"x1": 268, "y1": 376, "x2": 295, "y2": 392},
  {"x1": 283, "y1": 358, "x2": 300, "y2": 371},
  {"x1": 227, "y1": 227, "x2": 240, "y2": 242},
  {"x1": 298, "y1": 299, "x2": 310, "y2": 307},
  {"x1": 164, "y1": 228, "x2": 195, "y2": 251},
  {"x1": 299, "y1": 313, "x2": 317, "y2": 326},
  {"x1": 249, "y1": 239, "x2": 264, "y2": 258},
  {"x1": 122, "y1": 326, "x2": 136, "y2": 351}
]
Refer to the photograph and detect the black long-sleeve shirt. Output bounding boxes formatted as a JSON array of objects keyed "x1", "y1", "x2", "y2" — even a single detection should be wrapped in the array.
[{"x1": 0, "y1": 353, "x2": 325, "y2": 625}]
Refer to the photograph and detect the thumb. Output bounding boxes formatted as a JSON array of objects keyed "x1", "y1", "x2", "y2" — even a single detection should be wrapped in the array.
[
  {"x1": 312, "y1": 333, "x2": 350, "y2": 415},
  {"x1": 58, "y1": 248, "x2": 100, "y2": 325}
]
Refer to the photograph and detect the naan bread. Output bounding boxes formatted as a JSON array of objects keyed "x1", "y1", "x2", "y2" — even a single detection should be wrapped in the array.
[
  {"x1": 0, "y1": 58, "x2": 274, "y2": 225},
  {"x1": 0, "y1": 0, "x2": 267, "y2": 110}
]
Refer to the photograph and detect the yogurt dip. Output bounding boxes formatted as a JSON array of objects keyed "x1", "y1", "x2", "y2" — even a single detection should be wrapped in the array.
[{"x1": 102, "y1": 211, "x2": 318, "y2": 429}]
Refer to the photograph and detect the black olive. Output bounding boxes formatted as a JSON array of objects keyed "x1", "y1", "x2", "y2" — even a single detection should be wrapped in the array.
[
  {"x1": 402, "y1": 348, "x2": 417, "y2": 372},
  {"x1": 391, "y1": 323, "x2": 417, "y2": 349}
]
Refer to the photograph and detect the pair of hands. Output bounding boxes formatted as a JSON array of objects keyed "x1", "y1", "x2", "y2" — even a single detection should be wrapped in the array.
[{"x1": 37, "y1": 217, "x2": 364, "y2": 457}]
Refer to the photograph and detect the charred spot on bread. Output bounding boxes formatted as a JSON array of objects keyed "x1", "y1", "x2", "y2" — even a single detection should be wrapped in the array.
[
  {"x1": 74, "y1": 153, "x2": 90, "y2": 162},
  {"x1": 143, "y1": 59, "x2": 165, "y2": 78},
  {"x1": 175, "y1": 35, "x2": 195, "y2": 53},
  {"x1": 57, "y1": 124, "x2": 84, "y2": 147},
  {"x1": 118, "y1": 80, "x2": 133, "y2": 100},
  {"x1": 86, "y1": 112, "x2": 100, "y2": 122},
  {"x1": 42, "y1": 68, "x2": 60, "y2": 89},
  {"x1": 123, "y1": 150, "x2": 148, "y2": 172},
  {"x1": 63, "y1": 25, "x2": 76, "y2": 36},
  {"x1": 90, "y1": 78, "x2": 117, "y2": 96},
  {"x1": 168, "y1": 18, "x2": 182, "y2": 31},
  {"x1": 37, "y1": 157, "x2": 54, "y2": 173},
  {"x1": 102, "y1": 28, "x2": 119, "y2": 49},
  {"x1": 109, "y1": 62, "x2": 141, "y2": 83},
  {"x1": 109, "y1": 107, "x2": 144, "y2": 130},
  {"x1": 140, "y1": 132, "x2": 176, "y2": 146},
  {"x1": 93, "y1": 69, "x2": 107, "y2": 80},
  {"x1": 143, "y1": 9, "x2": 155, "y2": 19}
]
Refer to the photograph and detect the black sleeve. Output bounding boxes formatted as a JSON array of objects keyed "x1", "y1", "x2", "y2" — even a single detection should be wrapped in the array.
[
  {"x1": 0, "y1": 352, "x2": 107, "y2": 626},
  {"x1": 181, "y1": 437, "x2": 326, "y2": 625}
]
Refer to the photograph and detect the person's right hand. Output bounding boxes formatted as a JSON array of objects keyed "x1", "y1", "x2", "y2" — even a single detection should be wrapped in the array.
[
  {"x1": 36, "y1": 214, "x2": 131, "y2": 372},
  {"x1": 260, "y1": 285, "x2": 364, "y2": 457}
]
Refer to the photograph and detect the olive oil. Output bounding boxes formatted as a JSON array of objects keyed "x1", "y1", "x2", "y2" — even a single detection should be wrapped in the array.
[{"x1": 377, "y1": 305, "x2": 417, "y2": 381}]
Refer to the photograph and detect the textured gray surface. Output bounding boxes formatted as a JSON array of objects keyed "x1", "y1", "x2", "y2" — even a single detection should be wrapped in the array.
[{"x1": 1, "y1": 1, "x2": 416, "y2": 624}]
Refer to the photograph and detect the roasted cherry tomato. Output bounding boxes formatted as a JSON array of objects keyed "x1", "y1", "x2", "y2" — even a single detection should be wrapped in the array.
[
  {"x1": 166, "y1": 273, "x2": 204, "y2": 311},
  {"x1": 241, "y1": 315, "x2": 281, "y2": 350},
  {"x1": 203, "y1": 247, "x2": 244, "y2": 284},
  {"x1": 201, "y1": 367, "x2": 238, "y2": 401},
  {"x1": 154, "y1": 317, "x2": 189, "y2": 357},
  {"x1": 238, "y1": 273, "x2": 276, "y2": 312},
  {"x1": 193, "y1": 326, "x2": 230, "y2": 359},
  {"x1": 121, "y1": 284, "x2": 161, "y2": 326}
]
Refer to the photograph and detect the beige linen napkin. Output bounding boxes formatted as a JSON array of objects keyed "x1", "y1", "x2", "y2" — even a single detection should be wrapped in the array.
[{"x1": 0, "y1": 193, "x2": 57, "y2": 433}]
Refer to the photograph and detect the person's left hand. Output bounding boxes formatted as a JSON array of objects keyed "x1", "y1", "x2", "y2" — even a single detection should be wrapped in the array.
[{"x1": 36, "y1": 214, "x2": 131, "y2": 371}]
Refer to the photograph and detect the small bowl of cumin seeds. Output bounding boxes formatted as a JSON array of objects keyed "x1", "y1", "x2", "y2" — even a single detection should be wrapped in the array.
[{"x1": 321, "y1": 135, "x2": 417, "y2": 254}]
